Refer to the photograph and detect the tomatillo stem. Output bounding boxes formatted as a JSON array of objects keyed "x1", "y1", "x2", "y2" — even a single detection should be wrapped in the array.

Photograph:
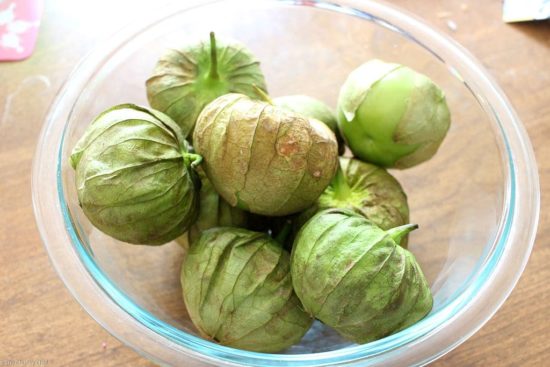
[
  {"x1": 386, "y1": 223, "x2": 418, "y2": 244},
  {"x1": 253, "y1": 84, "x2": 273, "y2": 105},
  {"x1": 184, "y1": 153, "x2": 203, "y2": 168},
  {"x1": 208, "y1": 32, "x2": 219, "y2": 80}
]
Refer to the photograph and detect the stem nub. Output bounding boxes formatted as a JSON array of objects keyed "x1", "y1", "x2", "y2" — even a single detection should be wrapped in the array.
[
  {"x1": 332, "y1": 163, "x2": 351, "y2": 200},
  {"x1": 253, "y1": 84, "x2": 274, "y2": 105},
  {"x1": 386, "y1": 223, "x2": 418, "y2": 244},
  {"x1": 208, "y1": 32, "x2": 219, "y2": 80},
  {"x1": 184, "y1": 153, "x2": 203, "y2": 168}
]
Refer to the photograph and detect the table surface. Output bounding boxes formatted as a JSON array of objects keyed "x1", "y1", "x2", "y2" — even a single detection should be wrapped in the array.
[{"x1": 1, "y1": 0, "x2": 549, "y2": 365}]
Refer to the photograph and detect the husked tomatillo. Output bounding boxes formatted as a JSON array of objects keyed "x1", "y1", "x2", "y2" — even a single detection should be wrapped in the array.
[
  {"x1": 146, "y1": 32, "x2": 267, "y2": 138},
  {"x1": 291, "y1": 208, "x2": 433, "y2": 343},
  {"x1": 337, "y1": 59, "x2": 451, "y2": 168},
  {"x1": 70, "y1": 104, "x2": 201, "y2": 245},
  {"x1": 182, "y1": 227, "x2": 313, "y2": 352},
  {"x1": 193, "y1": 93, "x2": 339, "y2": 216}
]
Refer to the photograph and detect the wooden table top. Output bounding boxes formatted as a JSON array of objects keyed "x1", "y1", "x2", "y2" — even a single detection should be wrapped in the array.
[{"x1": 1, "y1": 0, "x2": 548, "y2": 365}]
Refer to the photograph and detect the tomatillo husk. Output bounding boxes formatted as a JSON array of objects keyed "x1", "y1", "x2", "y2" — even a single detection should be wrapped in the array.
[
  {"x1": 193, "y1": 93, "x2": 339, "y2": 216},
  {"x1": 297, "y1": 157, "x2": 409, "y2": 247},
  {"x1": 274, "y1": 95, "x2": 345, "y2": 155},
  {"x1": 182, "y1": 227, "x2": 313, "y2": 352},
  {"x1": 71, "y1": 104, "x2": 200, "y2": 245},
  {"x1": 146, "y1": 32, "x2": 267, "y2": 138},
  {"x1": 291, "y1": 208, "x2": 432, "y2": 343}
]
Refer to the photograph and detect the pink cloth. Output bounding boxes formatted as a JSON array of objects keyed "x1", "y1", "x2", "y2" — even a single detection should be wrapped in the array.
[{"x1": 0, "y1": 0, "x2": 43, "y2": 61}]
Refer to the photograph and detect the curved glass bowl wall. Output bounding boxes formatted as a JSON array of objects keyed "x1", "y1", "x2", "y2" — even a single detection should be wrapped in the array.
[{"x1": 32, "y1": 1, "x2": 539, "y2": 366}]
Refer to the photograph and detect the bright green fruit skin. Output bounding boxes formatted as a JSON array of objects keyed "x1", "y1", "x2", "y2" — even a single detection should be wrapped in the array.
[
  {"x1": 70, "y1": 104, "x2": 200, "y2": 245},
  {"x1": 291, "y1": 208, "x2": 433, "y2": 344},
  {"x1": 146, "y1": 33, "x2": 267, "y2": 138},
  {"x1": 193, "y1": 93, "x2": 339, "y2": 216},
  {"x1": 337, "y1": 59, "x2": 450, "y2": 168},
  {"x1": 177, "y1": 167, "x2": 249, "y2": 248},
  {"x1": 182, "y1": 227, "x2": 313, "y2": 352},
  {"x1": 297, "y1": 157, "x2": 409, "y2": 247}
]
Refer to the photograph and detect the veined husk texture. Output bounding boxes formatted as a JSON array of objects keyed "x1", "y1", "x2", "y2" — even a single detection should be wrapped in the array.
[
  {"x1": 182, "y1": 227, "x2": 313, "y2": 352},
  {"x1": 291, "y1": 208, "x2": 432, "y2": 343},
  {"x1": 146, "y1": 35, "x2": 267, "y2": 137},
  {"x1": 297, "y1": 157, "x2": 409, "y2": 246},
  {"x1": 71, "y1": 104, "x2": 200, "y2": 245},
  {"x1": 193, "y1": 93, "x2": 339, "y2": 216}
]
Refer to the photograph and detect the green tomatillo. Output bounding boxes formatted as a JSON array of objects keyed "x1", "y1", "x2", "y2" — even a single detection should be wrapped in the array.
[
  {"x1": 297, "y1": 157, "x2": 409, "y2": 247},
  {"x1": 193, "y1": 93, "x2": 339, "y2": 216},
  {"x1": 274, "y1": 95, "x2": 345, "y2": 154},
  {"x1": 182, "y1": 227, "x2": 313, "y2": 352},
  {"x1": 146, "y1": 32, "x2": 267, "y2": 138},
  {"x1": 70, "y1": 104, "x2": 201, "y2": 245},
  {"x1": 291, "y1": 208, "x2": 433, "y2": 344},
  {"x1": 337, "y1": 59, "x2": 451, "y2": 168}
]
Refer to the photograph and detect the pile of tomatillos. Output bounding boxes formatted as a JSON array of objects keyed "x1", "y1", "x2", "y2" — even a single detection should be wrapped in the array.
[{"x1": 70, "y1": 32, "x2": 450, "y2": 352}]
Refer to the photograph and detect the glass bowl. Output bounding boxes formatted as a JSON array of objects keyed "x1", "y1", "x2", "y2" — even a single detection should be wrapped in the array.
[{"x1": 32, "y1": 0, "x2": 539, "y2": 366}]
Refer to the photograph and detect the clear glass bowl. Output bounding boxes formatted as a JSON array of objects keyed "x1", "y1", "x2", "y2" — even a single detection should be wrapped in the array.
[{"x1": 32, "y1": 0, "x2": 539, "y2": 366}]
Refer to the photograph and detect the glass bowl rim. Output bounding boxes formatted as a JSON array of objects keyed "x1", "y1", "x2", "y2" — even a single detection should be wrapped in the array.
[{"x1": 32, "y1": 0, "x2": 540, "y2": 366}]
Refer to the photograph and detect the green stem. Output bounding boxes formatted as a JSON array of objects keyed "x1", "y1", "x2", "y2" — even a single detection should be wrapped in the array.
[
  {"x1": 386, "y1": 223, "x2": 418, "y2": 244},
  {"x1": 274, "y1": 220, "x2": 292, "y2": 245},
  {"x1": 252, "y1": 84, "x2": 273, "y2": 105},
  {"x1": 332, "y1": 163, "x2": 351, "y2": 200},
  {"x1": 208, "y1": 32, "x2": 219, "y2": 80},
  {"x1": 184, "y1": 153, "x2": 203, "y2": 168}
]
